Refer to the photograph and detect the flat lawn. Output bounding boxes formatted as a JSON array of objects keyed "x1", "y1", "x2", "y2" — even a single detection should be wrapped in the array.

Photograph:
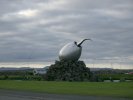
[{"x1": 0, "y1": 80, "x2": 132, "y2": 98}]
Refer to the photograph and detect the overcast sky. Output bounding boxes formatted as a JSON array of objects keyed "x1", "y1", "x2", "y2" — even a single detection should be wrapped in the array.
[{"x1": 0, "y1": 0, "x2": 133, "y2": 69}]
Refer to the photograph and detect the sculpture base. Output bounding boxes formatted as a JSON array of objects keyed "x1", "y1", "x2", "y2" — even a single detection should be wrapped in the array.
[{"x1": 45, "y1": 60, "x2": 90, "y2": 81}]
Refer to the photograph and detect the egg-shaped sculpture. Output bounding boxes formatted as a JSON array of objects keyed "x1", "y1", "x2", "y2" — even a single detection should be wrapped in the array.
[{"x1": 59, "y1": 39, "x2": 91, "y2": 61}]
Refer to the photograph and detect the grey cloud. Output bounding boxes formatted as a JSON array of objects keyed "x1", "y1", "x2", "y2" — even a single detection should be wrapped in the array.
[{"x1": 0, "y1": 0, "x2": 133, "y2": 68}]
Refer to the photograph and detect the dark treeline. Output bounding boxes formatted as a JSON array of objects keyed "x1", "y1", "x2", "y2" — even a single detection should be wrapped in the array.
[
  {"x1": 90, "y1": 69, "x2": 133, "y2": 82},
  {"x1": 0, "y1": 69, "x2": 44, "y2": 81},
  {"x1": 0, "y1": 68, "x2": 132, "y2": 82}
]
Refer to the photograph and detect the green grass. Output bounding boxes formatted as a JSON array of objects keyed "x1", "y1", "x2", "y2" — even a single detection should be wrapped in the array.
[{"x1": 0, "y1": 80, "x2": 132, "y2": 98}]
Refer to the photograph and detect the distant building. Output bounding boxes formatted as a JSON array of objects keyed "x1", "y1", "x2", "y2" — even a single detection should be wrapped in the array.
[{"x1": 33, "y1": 66, "x2": 49, "y2": 75}]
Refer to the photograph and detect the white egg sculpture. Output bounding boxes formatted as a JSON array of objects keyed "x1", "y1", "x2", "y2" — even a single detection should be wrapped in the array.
[{"x1": 59, "y1": 39, "x2": 91, "y2": 61}]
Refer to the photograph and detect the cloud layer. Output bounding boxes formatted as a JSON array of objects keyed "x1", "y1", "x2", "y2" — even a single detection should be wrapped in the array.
[{"x1": 0, "y1": 0, "x2": 133, "y2": 69}]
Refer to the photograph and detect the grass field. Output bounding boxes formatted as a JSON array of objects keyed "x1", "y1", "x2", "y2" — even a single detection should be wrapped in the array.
[{"x1": 0, "y1": 80, "x2": 132, "y2": 98}]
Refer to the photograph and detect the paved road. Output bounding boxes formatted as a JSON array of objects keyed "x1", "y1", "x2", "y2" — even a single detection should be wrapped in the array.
[{"x1": 0, "y1": 89, "x2": 132, "y2": 100}]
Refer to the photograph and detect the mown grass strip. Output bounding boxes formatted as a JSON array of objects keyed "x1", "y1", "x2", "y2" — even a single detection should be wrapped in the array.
[{"x1": 0, "y1": 80, "x2": 132, "y2": 98}]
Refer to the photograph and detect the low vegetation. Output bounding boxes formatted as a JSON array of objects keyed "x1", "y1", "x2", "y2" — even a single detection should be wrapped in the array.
[
  {"x1": 0, "y1": 80, "x2": 132, "y2": 98},
  {"x1": 99, "y1": 74, "x2": 133, "y2": 80}
]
